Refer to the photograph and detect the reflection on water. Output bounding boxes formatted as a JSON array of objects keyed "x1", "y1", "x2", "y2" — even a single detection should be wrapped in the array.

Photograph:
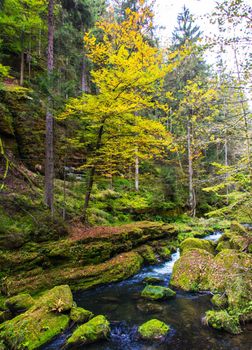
[{"x1": 43, "y1": 232, "x2": 252, "y2": 350}]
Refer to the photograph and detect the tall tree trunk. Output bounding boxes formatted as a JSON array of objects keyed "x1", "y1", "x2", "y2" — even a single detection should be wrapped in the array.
[
  {"x1": 45, "y1": 0, "x2": 54, "y2": 214},
  {"x1": 83, "y1": 124, "x2": 104, "y2": 222},
  {"x1": 81, "y1": 55, "x2": 90, "y2": 93},
  {"x1": 135, "y1": 148, "x2": 139, "y2": 191},
  {"x1": 20, "y1": 31, "x2": 24, "y2": 86},
  {"x1": 187, "y1": 118, "x2": 196, "y2": 217},
  {"x1": 224, "y1": 133, "x2": 229, "y2": 203},
  {"x1": 232, "y1": 42, "x2": 251, "y2": 184}
]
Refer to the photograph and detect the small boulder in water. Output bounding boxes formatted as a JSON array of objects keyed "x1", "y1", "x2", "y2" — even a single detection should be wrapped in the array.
[
  {"x1": 70, "y1": 307, "x2": 94, "y2": 324},
  {"x1": 138, "y1": 319, "x2": 170, "y2": 340},
  {"x1": 66, "y1": 315, "x2": 110, "y2": 346},
  {"x1": 141, "y1": 285, "x2": 176, "y2": 300},
  {"x1": 203, "y1": 310, "x2": 241, "y2": 334}
]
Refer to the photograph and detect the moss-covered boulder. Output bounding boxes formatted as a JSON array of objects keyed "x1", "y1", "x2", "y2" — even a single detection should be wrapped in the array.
[
  {"x1": 5, "y1": 293, "x2": 34, "y2": 314},
  {"x1": 211, "y1": 294, "x2": 228, "y2": 308},
  {"x1": 0, "y1": 285, "x2": 73, "y2": 349},
  {"x1": 66, "y1": 315, "x2": 110, "y2": 346},
  {"x1": 208, "y1": 250, "x2": 252, "y2": 306},
  {"x1": 203, "y1": 310, "x2": 241, "y2": 335},
  {"x1": 136, "y1": 245, "x2": 158, "y2": 264},
  {"x1": 141, "y1": 285, "x2": 176, "y2": 300},
  {"x1": 180, "y1": 238, "x2": 215, "y2": 255},
  {"x1": 138, "y1": 319, "x2": 170, "y2": 340},
  {"x1": 170, "y1": 249, "x2": 214, "y2": 291},
  {"x1": 70, "y1": 307, "x2": 94, "y2": 324}
]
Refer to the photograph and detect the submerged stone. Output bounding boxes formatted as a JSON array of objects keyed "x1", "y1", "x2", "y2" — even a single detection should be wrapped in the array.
[
  {"x1": 143, "y1": 276, "x2": 163, "y2": 284},
  {"x1": 138, "y1": 319, "x2": 170, "y2": 340},
  {"x1": 70, "y1": 307, "x2": 94, "y2": 324},
  {"x1": 137, "y1": 302, "x2": 163, "y2": 313},
  {"x1": 67, "y1": 315, "x2": 110, "y2": 346},
  {"x1": 141, "y1": 285, "x2": 176, "y2": 300}
]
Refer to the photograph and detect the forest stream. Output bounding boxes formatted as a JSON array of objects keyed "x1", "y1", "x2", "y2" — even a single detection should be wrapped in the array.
[{"x1": 43, "y1": 232, "x2": 252, "y2": 350}]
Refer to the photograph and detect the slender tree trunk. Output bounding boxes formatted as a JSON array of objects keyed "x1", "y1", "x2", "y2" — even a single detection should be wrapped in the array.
[
  {"x1": 45, "y1": 0, "x2": 54, "y2": 214},
  {"x1": 233, "y1": 42, "x2": 251, "y2": 184},
  {"x1": 187, "y1": 118, "x2": 196, "y2": 217},
  {"x1": 135, "y1": 148, "x2": 139, "y2": 191},
  {"x1": 81, "y1": 55, "x2": 90, "y2": 93},
  {"x1": 224, "y1": 133, "x2": 229, "y2": 203},
  {"x1": 83, "y1": 124, "x2": 104, "y2": 222},
  {"x1": 20, "y1": 31, "x2": 25, "y2": 86}
]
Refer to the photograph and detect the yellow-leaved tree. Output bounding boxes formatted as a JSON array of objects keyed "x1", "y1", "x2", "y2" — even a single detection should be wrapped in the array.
[{"x1": 60, "y1": 3, "x2": 177, "y2": 221}]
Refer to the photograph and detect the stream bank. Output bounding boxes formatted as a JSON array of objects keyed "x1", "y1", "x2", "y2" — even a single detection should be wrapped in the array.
[{"x1": 43, "y1": 231, "x2": 252, "y2": 350}]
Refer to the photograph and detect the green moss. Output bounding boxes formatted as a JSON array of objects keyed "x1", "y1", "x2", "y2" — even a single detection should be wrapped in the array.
[
  {"x1": 67, "y1": 315, "x2": 110, "y2": 345},
  {"x1": 138, "y1": 319, "x2": 170, "y2": 340},
  {"x1": 180, "y1": 238, "x2": 215, "y2": 255},
  {"x1": 70, "y1": 307, "x2": 94, "y2": 324},
  {"x1": 141, "y1": 285, "x2": 176, "y2": 300},
  {"x1": 3, "y1": 252, "x2": 144, "y2": 296},
  {"x1": 5, "y1": 293, "x2": 34, "y2": 314},
  {"x1": 0, "y1": 285, "x2": 72, "y2": 349},
  {"x1": 170, "y1": 249, "x2": 213, "y2": 291},
  {"x1": 204, "y1": 310, "x2": 241, "y2": 335},
  {"x1": 158, "y1": 246, "x2": 171, "y2": 259},
  {"x1": 137, "y1": 245, "x2": 158, "y2": 264},
  {"x1": 211, "y1": 294, "x2": 228, "y2": 308}
]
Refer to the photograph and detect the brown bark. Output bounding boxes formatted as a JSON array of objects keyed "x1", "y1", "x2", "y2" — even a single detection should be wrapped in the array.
[
  {"x1": 187, "y1": 118, "x2": 196, "y2": 217},
  {"x1": 83, "y1": 124, "x2": 104, "y2": 222},
  {"x1": 45, "y1": 0, "x2": 54, "y2": 214},
  {"x1": 81, "y1": 55, "x2": 90, "y2": 93}
]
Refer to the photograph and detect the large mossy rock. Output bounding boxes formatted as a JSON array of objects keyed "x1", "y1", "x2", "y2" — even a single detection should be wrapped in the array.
[
  {"x1": 5, "y1": 293, "x2": 34, "y2": 314},
  {"x1": 208, "y1": 250, "x2": 252, "y2": 308},
  {"x1": 170, "y1": 249, "x2": 214, "y2": 291},
  {"x1": 0, "y1": 285, "x2": 73, "y2": 350},
  {"x1": 67, "y1": 315, "x2": 110, "y2": 346},
  {"x1": 2, "y1": 251, "x2": 144, "y2": 296},
  {"x1": 70, "y1": 307, "x2": 94, "y2": 324},
  {"x1": 180, "y1": 238, "x2": 215, "y2": 255},
  {"x1": 138, "y1": 319, "x2": 170, "y2": 340},
  {"x1": 203, "y1": 310, "x2": 241, "y2": 335},
  {"x1": 141, "y1": 285, "x2": 176, "y2": 300}
]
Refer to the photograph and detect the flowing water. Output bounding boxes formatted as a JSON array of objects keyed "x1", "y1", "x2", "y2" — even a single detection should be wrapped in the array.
[{"x1": 44, "y1": 233, "x2": 252, "y2": 350}]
